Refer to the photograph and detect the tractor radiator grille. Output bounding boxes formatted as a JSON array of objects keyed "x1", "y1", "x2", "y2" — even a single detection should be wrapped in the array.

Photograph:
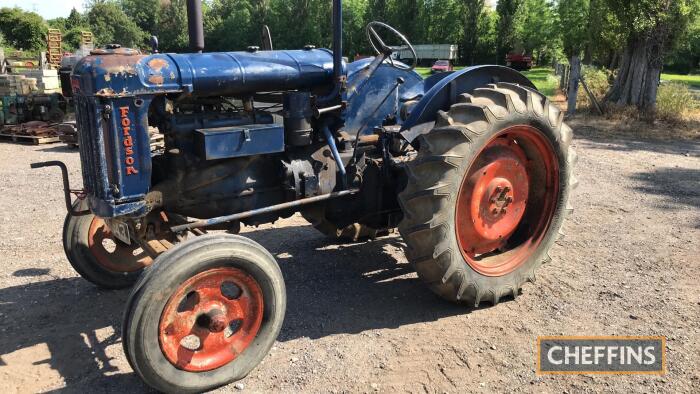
[{"x1": 75, "y1": 96, "x2": 111, "y2": 201}]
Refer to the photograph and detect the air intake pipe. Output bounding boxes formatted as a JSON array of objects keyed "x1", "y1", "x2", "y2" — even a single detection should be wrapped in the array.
[
  {"x1": 332, "y1": 0, "x2": 343, "y2": 87},
  {"x1": 317, "y1": 0, "x2": 344, "y2": 105},
  {"x1": 186, "y1": 0, "x2": 204, "y2": 53}
]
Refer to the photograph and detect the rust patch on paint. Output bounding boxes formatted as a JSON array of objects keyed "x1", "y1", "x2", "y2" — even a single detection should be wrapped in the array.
[
  {"x1": 148, "y1": 58, "x2": 169, "y2": 72},
  {"x1": 149, "y1": 74, "x2": 165, "y2": 85},
  {"x1": 96, "y1": 88, "x2": 116, "y2": 96}
]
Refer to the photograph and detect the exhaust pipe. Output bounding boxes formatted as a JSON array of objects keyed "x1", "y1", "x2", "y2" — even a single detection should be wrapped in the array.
[
  {"x1": 317, "y1": 0, "x2": 344, "y2": 105},
  {"x1": 186, "y1": 0, "x2": 204, "y2": 53},
  {"x1": 332, "y1": 0, "x2": 342, "y2": 83}
]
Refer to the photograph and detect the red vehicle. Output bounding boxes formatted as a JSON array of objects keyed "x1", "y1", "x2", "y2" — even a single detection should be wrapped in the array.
[
  {"x1": 506, "y1": 53, "x2": 533, "y2": 71},
  {"x1": 431, "y1": 59, "x2": 453, "y2": 73}
]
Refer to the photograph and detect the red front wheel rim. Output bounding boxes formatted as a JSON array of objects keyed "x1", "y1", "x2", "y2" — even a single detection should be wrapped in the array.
[
  {"x1": 455, "y1": 125, "x2": 560, "y2": 277},
  {"x1": 87, "y1": 217, "x2": 151, "y2": 272},
  {"x1": 159, "y1": 267, "x2": 265, "y2": 372}
]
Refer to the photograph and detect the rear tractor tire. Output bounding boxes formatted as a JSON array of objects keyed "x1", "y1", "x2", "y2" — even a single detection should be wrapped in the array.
[
  {"x1": 399, "y1": 83, "x2": 576, "y2": 305},
  {"x1": 63, "y1": 200, "x2": 152, "y2": 289},
  {"x1": 122, "y1": 234, "x2": 286, "y2": 393}
]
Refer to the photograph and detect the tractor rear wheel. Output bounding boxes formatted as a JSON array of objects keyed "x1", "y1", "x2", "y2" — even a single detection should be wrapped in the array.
[
  {"x1": 63, "y1": 200, "x2": 151, "y2": 289},
  {"x1": 122, "y1": 234, "x2": 285, "y2": 393},
  {"x1": 398, "y1": 83, "x2": 576, "y2": 305}
]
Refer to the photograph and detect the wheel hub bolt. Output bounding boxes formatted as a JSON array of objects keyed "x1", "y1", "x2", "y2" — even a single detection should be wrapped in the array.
[{"x1": 206, "y1": 309, "x2": 227, "y2": 333}]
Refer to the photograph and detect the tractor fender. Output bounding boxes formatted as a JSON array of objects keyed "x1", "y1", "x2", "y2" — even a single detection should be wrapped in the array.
[{"x1": 400, "y1": 65, "x2": 536, "y2": 143}]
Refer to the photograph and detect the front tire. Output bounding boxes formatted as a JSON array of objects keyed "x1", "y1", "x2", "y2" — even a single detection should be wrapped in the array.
[
  {"x1": 122, "y1": 234, "x2": 286, "y2": 393},
  {"x1": 398, "y1": 82, "x2": 576, "y2": 305},
  {"x1": 63, "y1": 200, "x2": 151, "y2": 289}
]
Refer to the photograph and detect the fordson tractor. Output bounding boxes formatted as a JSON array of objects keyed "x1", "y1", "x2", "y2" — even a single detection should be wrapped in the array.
[{"x1": 32, "y1": 0, "x2": 575, "y2": 391}]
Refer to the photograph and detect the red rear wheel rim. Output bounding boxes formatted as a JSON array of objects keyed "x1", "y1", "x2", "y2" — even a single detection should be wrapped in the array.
[
  {"x1": 87, "y1": 217, "x2": 152, "y2": 272},
  {"x1": 455, "y1": 125, "x2": 559, "y2": 277},
  {"x1": 159, "y1": 268, "x2": 265, "y2": 372}
]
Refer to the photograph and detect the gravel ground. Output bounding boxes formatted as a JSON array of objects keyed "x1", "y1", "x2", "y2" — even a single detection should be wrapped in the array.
[{"x1": 0, "y1": 127, "x2": 698, "y2": 393}]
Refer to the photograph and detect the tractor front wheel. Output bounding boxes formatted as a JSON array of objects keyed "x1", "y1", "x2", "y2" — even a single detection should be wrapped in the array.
[
  {"x1": 398, "y1": 83, "x2": 577, "y2": 305},
  {"x1": 122, "y1": 234, "x2": 286, "y2": 393},
  {"x1": 63, "y1": 200, "x2": 151, "y2": 289}
]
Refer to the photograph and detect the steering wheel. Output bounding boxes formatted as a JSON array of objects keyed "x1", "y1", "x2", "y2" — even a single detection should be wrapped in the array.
[{"x1": 366, "y1": 21, "x2": 417, "y2": 71}]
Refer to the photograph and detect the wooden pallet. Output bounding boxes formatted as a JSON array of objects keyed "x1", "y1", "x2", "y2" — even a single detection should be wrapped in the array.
[{"x1": 0, "y1": 133, "x2": 60, "y2": 145}]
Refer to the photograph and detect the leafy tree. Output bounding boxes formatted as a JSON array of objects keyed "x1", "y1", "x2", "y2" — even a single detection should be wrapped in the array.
[
  {"x1": 604, "y1": 0, "x2": 699, "y2": 111},
  {"x1": 366, "y1": 0, "x2": 389, "y2": 22},
  {"x1": 474, "y1": 5, "x2": 499, "y2": 63},
  {"x1": 496, "y1": 0, "x2": 522, "y2": 64},
  {"x1": 514, "y1": 0, "x2": 557, "y2": 64},
  {"x1": 461, "y1": 0, "x2": 486, "y2": 65},
  {"x1": 67, "y1": 8, "x2": 85, "y2": 29},
  {"x1": 86, "y1": 1, "x2": 146, "y2": 47},
  {"x1": 557, "y1": 0, "x2": 589, "y2": 59},
  {"x1": 585, "y1": 0, "x2": 620, "y2": 66},
  {"x1": 48, "y1": 17, "x2": 68, "y2": 32},
  {"x1": 344, "y1": 0, "x2": 371, "y2": 57},
  {"x1": 423, "y1": 0, "x2": 462, "y2": 45},
  {"x1": 156, "y1": 0, "x2": 190, "y2": 52},
  {"x1": 121, "y1": 0, "x2": 160, "y2": 34},
  {"x1": 205, "y1": 0, "x2": 256, "y2": 52},
  {"x1": 0, "y1": 8, "x2": 48, "y2": 51},
  {"x1": 62, "y1": 28, "x2": 89, "y2": 51},
  {"x1": 269, "y1": 0, "x2": 330, "y2": 50},
  {"x1": 665, "y1": 17, "x2": 700, "y2": 73}
]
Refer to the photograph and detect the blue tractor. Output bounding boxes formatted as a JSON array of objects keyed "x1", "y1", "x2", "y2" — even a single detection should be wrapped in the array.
[{"x1": 33, "y1": 0, "x2": 575, "y2": 391}]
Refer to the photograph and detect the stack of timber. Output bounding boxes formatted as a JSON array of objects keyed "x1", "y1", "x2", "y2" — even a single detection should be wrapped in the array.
[
  {"x1": 0, "y1": 120, "x2": 61, "y2": 144},
  {"x1": 23, "y1": 69, "x2": 61, "y2": 94},
  {"x1": 0, "y1": 75, "x2": 32, "y2": 95},
  {"x1": 47, "y1": 29, "x2": 63, "y2": 68},
  {"x1": 0, "y1": 69, "x2": 61, "y2": 95}
]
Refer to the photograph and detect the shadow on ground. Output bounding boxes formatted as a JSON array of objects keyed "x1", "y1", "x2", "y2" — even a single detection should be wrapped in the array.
[
  {"x1": 574, "y1": 125, "x2": 700, "y2": 156},
  {"x1": 37, "y1": 145, "x2": 80, "y2": 154},
  {"x1": 630, "y1": 167, "x2": 700, "y2": 227},
  {"x1": 0, "y1": 224, "x2": 481, "y2": 392}
]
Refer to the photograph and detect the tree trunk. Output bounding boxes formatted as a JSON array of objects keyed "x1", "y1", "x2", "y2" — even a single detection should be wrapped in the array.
[
  {"x1": 462, "y1": 0, "x2": 485, "y2": 66},
  {"x1": 605, "y1": 36, "x2": 663, "y2": 112},
  {"x1": 607, "y1": 51, "x2": 619, "y2": 70},
  {"x1": 566, "y1": 56, "x2": 581, "y2": 116}
]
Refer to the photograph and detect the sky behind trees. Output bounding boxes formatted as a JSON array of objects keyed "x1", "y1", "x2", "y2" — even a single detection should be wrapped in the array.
[{"x1": 2, "y1": 0, "x2": 85, "y2": 19}]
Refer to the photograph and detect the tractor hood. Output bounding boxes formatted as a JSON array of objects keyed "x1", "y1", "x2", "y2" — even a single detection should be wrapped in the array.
[{"x1": 71, "y1": 46, "x2": 340, "y2": 98}]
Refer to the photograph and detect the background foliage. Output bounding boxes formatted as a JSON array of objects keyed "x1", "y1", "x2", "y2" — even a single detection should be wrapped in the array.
[
  {"x1": 0, "y1": 0, "x2": 698, "y2": 114},
  {"x1": 0, "y1": 0, "x2": 696, "y2": 74}
]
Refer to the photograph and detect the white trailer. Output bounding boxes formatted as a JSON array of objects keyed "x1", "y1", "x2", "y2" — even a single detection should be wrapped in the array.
[{"x1": 394, "y1": 44, "x2": 458, "y2": 62}]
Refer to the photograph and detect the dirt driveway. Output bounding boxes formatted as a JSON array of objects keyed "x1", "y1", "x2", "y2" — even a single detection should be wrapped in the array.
[{"x1": 0, "y1": 126, "x2": 698, "y2": 393}]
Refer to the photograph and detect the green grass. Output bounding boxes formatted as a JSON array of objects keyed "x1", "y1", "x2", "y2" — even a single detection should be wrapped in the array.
[
  {"x1": 415, "y1": 67, "x2": 432, "y2": 78},
  {"x1": 415, "y1": 66, "x2": 463, "y2": 78},
  {"x1": 521, "y1": 67, "x2": 558, "y2": 97},
  {"x1": 661, "y1": 73, "x2": 700, "y2": 89},
  {"x1": 415, "y1": 66, "x2": 559, "y2": 98}
]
